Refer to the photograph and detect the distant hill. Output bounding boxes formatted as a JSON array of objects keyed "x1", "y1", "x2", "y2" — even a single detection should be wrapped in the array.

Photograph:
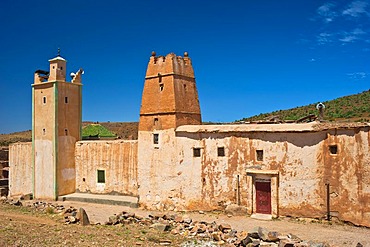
[
  {"x1": 0, "y1": 122, "x2": 139, "y2": 146},
  {"x1": 238, "y1": 90, "x2": 370, "y2": 123}
]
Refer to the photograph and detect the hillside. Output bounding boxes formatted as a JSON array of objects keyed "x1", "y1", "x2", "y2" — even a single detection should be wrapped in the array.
[
  {"x1": 238, "y1": 90, "x2": 370, "y2": 123},
  {"x1": 0, "y1": 122, "x2": 139, "y2": 146}
]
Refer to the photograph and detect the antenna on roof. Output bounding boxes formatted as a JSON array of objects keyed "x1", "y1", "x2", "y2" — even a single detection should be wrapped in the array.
[
  {"x1": 316, "y1": 102, "x2": 325, "y2": 122},
  {"x1": 57, "y1": 48, "x2": 61, "y2": 56}
]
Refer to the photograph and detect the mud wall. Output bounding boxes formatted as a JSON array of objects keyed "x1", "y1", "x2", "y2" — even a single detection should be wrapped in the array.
[
  {"x1": 75, "y1": 140, "x2": 138, "y2": 196},
  {"x1": 8, "y1": 142, "x2": 32, "y2": 196},
  {"x1": 138, "y1": 126, "x2": 370, "y2": 227}
]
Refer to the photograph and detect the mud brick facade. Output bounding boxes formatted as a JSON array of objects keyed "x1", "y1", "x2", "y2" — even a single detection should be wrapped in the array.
[{"x1": 9, "y1": 52, "x2": 370, "y2": 227}]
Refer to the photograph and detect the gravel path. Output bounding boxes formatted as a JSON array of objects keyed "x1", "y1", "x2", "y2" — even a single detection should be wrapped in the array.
[{"x1": 55, "y1": 201, "x2": 370, "y2": 247}]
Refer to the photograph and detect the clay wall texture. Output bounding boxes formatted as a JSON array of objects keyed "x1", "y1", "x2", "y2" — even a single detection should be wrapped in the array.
[
  {"x1": 8, "y1": 142, "x2": 32, "y2": 196},
  {"x1": 138, "y1": 124, "x2": 370, "y2": 227},
  {"x1": 139, "y1": 53, "x2": 201, "y2": 131},
  {"x1": 75, "y1": 140, "x2": 138, "y2": 196}
]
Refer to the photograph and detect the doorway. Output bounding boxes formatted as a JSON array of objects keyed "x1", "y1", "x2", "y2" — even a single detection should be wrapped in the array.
[{"x1": 255, "y1": 181, "x2": 271, "y2": 214}]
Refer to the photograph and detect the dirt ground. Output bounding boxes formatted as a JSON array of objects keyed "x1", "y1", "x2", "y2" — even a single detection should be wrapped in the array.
[{"x1": 1, "y1": 200, "x2": 369, "y2": 247}]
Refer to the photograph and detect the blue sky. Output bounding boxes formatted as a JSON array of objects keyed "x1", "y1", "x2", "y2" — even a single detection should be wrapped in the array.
[{"x1": 1, "y1": 0, "x2": 369, "y2": 133}]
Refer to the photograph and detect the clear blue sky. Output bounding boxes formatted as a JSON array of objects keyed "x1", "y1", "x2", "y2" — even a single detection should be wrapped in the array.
[{"x1": 1, "y1": 0, "x2": 369, "y2": 134}]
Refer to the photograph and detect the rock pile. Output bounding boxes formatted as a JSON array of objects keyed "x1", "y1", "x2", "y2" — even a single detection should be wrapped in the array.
[
  {"x1": 105, "y1": 211, "x2": 330, "y2": 247},
  {"x1": 1, "y1": 198, "x2": 90, "y2": 225}
]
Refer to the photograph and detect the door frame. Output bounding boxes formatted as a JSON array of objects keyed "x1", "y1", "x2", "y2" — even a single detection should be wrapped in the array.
[{"x1": 246, "y1": 169, "x2": 279, "y2": 217}]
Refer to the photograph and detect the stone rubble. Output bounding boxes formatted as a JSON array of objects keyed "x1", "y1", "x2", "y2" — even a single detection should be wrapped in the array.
[{"x1": 1, "y1": 198, "x2": 364, "y2": 247}]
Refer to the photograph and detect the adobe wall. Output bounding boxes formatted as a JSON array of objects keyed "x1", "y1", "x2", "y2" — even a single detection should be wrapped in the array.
[
  {"x1": 75, "y1": 140, "x2": 138, "y2": 196},
  {"x1": 8, "y1": 142, "x2": 32, "y2": 196},
  {"x1": 138, "y1": 125, "x2": 370, "y2": 227}
]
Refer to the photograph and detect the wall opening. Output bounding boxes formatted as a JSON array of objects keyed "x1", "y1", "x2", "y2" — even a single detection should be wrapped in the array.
[
  {"x1": 159, "y1": 83, "x2": 164, "y2": 92},
  {"x1": 217, "y1": 147, "x2": 225, "y2": 157},
  {"x1": 64, "y1": 129, "x2": 68, "y2": 136},
  {"x1": 329, "y1": 145, "x2": 338, "y2": 155},
  {"x1": 153, "y1": 133, "x2": 159, "y2": 145},
  {"x1": 42, "y1": 128, "x2": 46, "y2": 135},
  {"x1": 193, "y1": 148, "x2": 201, "y2": 157},
  {"x1": 43, "y1": 96, "x2": 46, "y2": 104},
  {"x1": 256, "y1": 150, "x2": 264, "y2": 161},
  {"x1": 65, "y1": 97, "x2": 68, "y2": 103},
  {"x1": 97, "y1": 170, "x2": 105, "y2": 183}
]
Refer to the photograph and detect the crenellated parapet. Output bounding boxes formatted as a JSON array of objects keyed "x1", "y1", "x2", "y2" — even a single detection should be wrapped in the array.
[{"x1": 146, "y1": 52, "x2": 194, "y2": 79}]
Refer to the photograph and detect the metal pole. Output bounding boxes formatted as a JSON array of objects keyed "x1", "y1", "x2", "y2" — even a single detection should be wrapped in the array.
[
  {"x1": 326, "y1": 183, "x2": 330, "y2": 221},
  {"x1": 237, "y1": 175, "x2": 241, "y2": 205}
]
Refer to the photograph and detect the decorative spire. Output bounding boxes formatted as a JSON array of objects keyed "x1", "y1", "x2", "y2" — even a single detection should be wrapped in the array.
[{"x1": 57, "y1": 48, "x2": 61, "y2": 56}]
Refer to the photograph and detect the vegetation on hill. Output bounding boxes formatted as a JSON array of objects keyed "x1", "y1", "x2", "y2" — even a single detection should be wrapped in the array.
[
  {"x1": 238, "y1": 90, "x2": 370, "y2": 122},
  {"x1": 0, "y1": 130, "x2": 32, "y2": 146},
  {"x1": 82, "y1": 124, "x2": 116, "y2": 139}
]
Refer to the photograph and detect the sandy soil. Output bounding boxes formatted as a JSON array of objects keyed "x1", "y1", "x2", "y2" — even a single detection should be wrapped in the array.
[{"x1": 54, "y1": 200, "x2": 370, "y2": 247}]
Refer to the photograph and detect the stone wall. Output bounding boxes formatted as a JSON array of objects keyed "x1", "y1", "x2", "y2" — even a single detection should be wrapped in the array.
[
  {"x1": 75, "y1": 140, "x2": 138, "y2": 196},
  {"x1": 8, "y1": 142, "x2": 32, "y2": 196}
]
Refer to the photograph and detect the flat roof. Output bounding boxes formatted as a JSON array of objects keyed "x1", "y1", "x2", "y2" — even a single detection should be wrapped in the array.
[{"x1": 176, "y1": 121, "x2": 369, "y2": 133}]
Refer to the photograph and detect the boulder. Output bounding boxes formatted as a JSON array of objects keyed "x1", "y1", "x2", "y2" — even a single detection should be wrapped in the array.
[
  {"x1": 76, "y1": 208, "x2": 90, "y2": 226},
  {"x1": 225, "y1": 204, "x2": 248, "y2": 216},
  {"x1": 150, "y1": 223, "x2": 170, "y2": 232}
]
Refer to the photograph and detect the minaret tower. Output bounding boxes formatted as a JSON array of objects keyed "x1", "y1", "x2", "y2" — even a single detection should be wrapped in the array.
[
  {"x1": 139, "y1": 51, "x2": 201, "y2": 131},
  {"x1": 32, "y1": 50, "x2": 83, "y2": 200},
  {"x1": 137, "y1": 52, "x2": 202, "y2": 209}
]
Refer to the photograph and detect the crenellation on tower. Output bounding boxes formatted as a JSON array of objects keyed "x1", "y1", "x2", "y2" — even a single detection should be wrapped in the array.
[{"x1": 139, "y1": 52, "x2": 201, "y2": 131}]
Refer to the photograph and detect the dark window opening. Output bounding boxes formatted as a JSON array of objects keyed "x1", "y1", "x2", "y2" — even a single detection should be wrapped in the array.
[
  {"x1": 153, "y1": 133, "x2": 159, "y2": 145},
  {"x1": 218, "y1": 147, "x2": 225, "y2": 157},
  {"x1": 154, "y1": 118, "x2": 159, "y2": 125},
  {"x1": 65, "y1": 129, "x2": 68, "y2": 136},
  {"x1": 159, "y1": 83, "x2": 164, "y2": 91},
  {"x1": 42, "y1": 128, "x2": 46, "y2": 135},
  {"x1": 65, "y1": 97, "x2": 68, "y2": 103},
  {"x1": 97, "y1": 170, "x2": 105, "y2": 183},
  {"x1": 43, "y1": 96, "x2": 46, "y2": 104},
  {"x1": 82, "y1": 178, "x2": 86, "y2": 182},
  {"x1": 184, "y1": 84, "x2": 187, "y2": 90},
  {"x1": 60, "y1": 66, "x2": 63, "y2": 70},
  {"x1": 256, "y1": 150, "x2": 263, "y2": 161},
  {"x1": 193, "y1": 148, "x2": 201, "y2": 157},
  {"x1": 329, "y1": 145, "x2": 338, "y2": 155}
]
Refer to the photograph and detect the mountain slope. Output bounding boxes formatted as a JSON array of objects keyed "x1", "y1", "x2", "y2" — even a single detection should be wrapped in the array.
[{"x1": 238, "y1": 90, "x2": 370, "y2": 122}]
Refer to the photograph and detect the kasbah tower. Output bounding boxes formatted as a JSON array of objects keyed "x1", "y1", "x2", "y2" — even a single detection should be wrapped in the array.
[
  {"x1": 138, "y1": 52, "x2": 202, "y2": 208},
  {"x1": 32, "y1": 52, "x2": 83, "y2": 200}
]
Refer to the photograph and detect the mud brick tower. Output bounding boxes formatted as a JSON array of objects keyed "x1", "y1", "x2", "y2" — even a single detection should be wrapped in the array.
[
  {"x1": 138, "y1": 52, "x2": 202, "y2": 209},
  {"x1": 32, "y1": 51, "x2": 83, "y2": 199}
]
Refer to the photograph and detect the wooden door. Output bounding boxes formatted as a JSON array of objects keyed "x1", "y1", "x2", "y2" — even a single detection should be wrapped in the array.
[{"x1": 256, "y1": 181, "x2": 271, "y2": 214}]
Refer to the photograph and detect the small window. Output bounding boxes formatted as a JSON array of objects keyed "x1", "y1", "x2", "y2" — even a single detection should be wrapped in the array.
[
  {"x1": 153, "y1": 133, "x2": 159, "y2": 145},
  {"x1": 42, "y1": 128, "x2": 46, "y2": 135},
  {"x1": 43, "y1": 96, "x2": 46, "y2": 104},
  {"x1": 60, "y1": 66, "x2": 63, "y2": 70},
  {"x1": 64, "y1": 129, "x2": 68, "y2": 136},
  {"x1": 193, "y1": 148, "x2": 201, "y2": 157},
  {"x1": 97, "y1": 170, "x2": 105, "y2": 183},
  {"x1": 154, "y1": 118, "x2": 159, "y2": 126},
  {"x1": 329, "y1": 145, "x2": 338, "y2": 155},
  {"x1": 65, "y1": 97, "x2": 68, "y2": 103},
  {"x1": 218, "y1": 147, "x2": 225, "y2": 157},
  {"x1": 159, "y1": 83, "x2": 164, "y2": 92},
  {"x1": 256, "y1": 150, "x2": 263, "y2": 161}
]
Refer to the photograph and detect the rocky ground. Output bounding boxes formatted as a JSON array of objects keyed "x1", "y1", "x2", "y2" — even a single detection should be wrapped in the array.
[{"x1": 0, "y1": 198, "x2": 369, "y2": 247}]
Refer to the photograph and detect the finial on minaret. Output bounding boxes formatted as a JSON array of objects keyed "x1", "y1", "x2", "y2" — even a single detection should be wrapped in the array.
[
  {"x1": 57, "y1": 48, "x2": 61, "y2": 56},
  {"x1": 184, "y1": 51, "x2": 189, "y2": 57},
  {"x1": 151, "y1": 51, "x2": 156, "y2": 57}
]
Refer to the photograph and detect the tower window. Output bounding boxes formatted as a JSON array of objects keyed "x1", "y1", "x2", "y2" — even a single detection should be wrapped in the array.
[
  {"x1": 43, "y1": 96, "x2": 46, "y2": 104},
  {"x1": 193, "y1": 148, "x2": 201, "y2": 157},
  {"x1": 97, "y1": 170, "x2": 105, "y2": 183},
  {"x1": 329, "y1": 145, "x2": 338, "y2": 155},
  {"x1": 218, "y1": 147, "x2": 225, "y2": 157},
  {"x1": 159, "y1": 83, "x2": 164, "y2": 92},
  {"x1": 256, "y1": 150, "x2": 263, "y2": 161},
  {"x1": 153, "y1": 133, "x2": 159, "y2": 145},
  {"x1": 60, "y1": 66, "x2": 63, "y2": 70},
  {"x1": 65, "y1": 129, "x2": 68, "y2": 136},
  {"x1": 42, "y1": 128, "x2": 46, "y2": 135},
  {"x1": 65, "y1": 97, "x2": 68, "y2": 103},
  {"x1": 154, "y1": 118, "x2": 159, "y2": 126}
]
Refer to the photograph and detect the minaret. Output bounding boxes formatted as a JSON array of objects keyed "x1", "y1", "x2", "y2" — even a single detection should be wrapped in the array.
[
  {"x1": 139, "y1": 52, "x2": 201, "y2": 131},
  {"x1": 32, "y1": 50, "x2": 83, "y2": 200},
  {"x1": 137, "y1": 52, "x2": 202, "y2": 209}
]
